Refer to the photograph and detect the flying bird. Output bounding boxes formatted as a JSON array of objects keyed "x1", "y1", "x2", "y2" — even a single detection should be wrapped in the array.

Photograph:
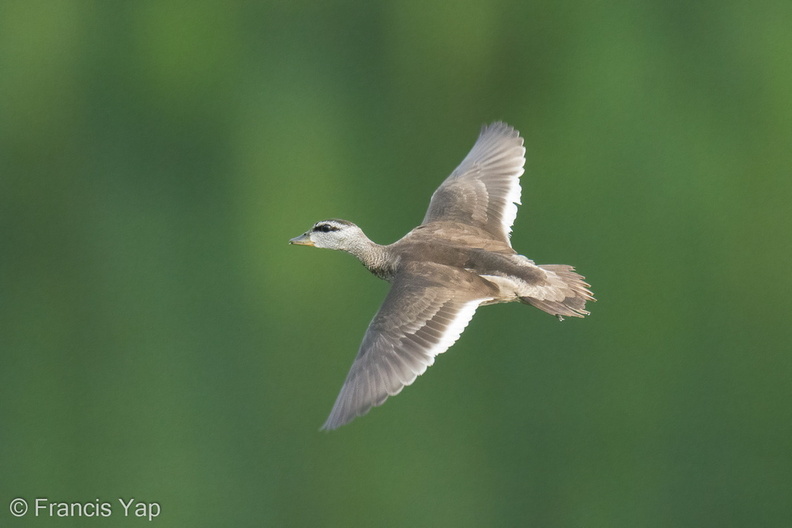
[{"x1": 290, "y1": 122, "x2": 594, "y2": 430}]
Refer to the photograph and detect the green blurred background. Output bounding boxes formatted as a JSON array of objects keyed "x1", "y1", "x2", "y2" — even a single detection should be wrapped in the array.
[{"x1": 2, "y1": 1, "x2": 791, "y2": 526}]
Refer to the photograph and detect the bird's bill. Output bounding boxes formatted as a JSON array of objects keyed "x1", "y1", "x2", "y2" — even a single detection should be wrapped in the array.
[{"x1": 289, "y1": 234, "x2": 315, "y2": 246}]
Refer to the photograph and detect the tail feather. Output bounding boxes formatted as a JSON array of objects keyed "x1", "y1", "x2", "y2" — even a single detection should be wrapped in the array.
[{"x1": 520, "y1": 264, "x2": 595, "y2": 318}]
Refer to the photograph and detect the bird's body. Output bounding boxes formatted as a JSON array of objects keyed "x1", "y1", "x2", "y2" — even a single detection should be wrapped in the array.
[{"x1": 290, "y1": 122, "x2": 594, "y2": 430}]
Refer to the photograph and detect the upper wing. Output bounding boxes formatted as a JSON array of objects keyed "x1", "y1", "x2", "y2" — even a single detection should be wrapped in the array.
[
  {"x1": 422, "y1": 122, "x2": 526, "y2": 246},
  {"x1": 320, "y1": 263, "x2": 495, "y2": 430}
]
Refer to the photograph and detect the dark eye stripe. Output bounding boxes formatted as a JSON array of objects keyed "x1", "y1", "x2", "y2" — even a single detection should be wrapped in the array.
[{"x1": 314, "y1": 223, "x2": 339, "y2": 233}]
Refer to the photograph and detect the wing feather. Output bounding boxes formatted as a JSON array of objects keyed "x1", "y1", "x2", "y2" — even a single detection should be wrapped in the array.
[
  {"x1": 422, "y1": 122, "x2": 526, "y2": 246},
  {"x1": 320, "y1": 264, "x2": 493, "y2": 430}
]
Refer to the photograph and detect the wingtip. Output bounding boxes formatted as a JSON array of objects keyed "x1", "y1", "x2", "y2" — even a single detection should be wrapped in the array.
[
  {"x1": 320, "y1": 406, "x2": 358, "y2": 431},
  {"x1": 319, "y1": 415, "x2": 340, "y2": 432},
  {"x1": 481, "y1": 121, "x2": 520, "y2": 138},
  {"x1": 319, "y1": 411, "x2": 347, "y2": 431}
]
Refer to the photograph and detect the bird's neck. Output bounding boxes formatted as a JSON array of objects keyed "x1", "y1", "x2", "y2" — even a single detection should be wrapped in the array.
[{"x1": 345, "y1": 237, "x2": 393, "y2": 280}]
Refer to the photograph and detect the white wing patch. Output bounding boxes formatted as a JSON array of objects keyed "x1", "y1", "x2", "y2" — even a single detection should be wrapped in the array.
[
  {"x1": 498, "y1": 163, "x2": 523, "y2": 242},
  {"x1": 419, "y1": 298, "x2": 483, "y2": 365}
]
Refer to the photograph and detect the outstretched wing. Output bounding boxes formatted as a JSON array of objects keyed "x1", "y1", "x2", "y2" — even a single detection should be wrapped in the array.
[
  {"x1": 422, "y1": 122, "x2": 526, "y2": 246},
  {"x1": 321, "y1": 263, "x2": 495, "y2": 430}
]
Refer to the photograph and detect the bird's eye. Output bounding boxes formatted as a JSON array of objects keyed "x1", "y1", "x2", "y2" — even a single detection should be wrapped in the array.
[{"x1": 314, "y1": 223, "x2": 338, "y2": 233}]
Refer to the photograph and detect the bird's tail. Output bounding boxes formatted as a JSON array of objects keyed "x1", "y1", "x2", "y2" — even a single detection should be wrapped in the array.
[{"x1": 520, "y1": 264, "x2": 595, "y2": 319}]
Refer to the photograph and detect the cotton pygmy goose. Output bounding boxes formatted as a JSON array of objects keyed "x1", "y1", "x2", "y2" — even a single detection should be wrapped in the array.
[{"x1": 290, "y1": 122, "x2": 594, "y2": 430}]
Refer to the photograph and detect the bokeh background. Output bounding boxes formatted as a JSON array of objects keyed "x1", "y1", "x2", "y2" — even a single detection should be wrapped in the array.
[{"x1": 2, "y1": 1, "x2": 791, "y2": 527}]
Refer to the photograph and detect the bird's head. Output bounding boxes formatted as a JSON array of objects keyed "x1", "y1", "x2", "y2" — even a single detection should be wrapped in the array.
[{"x1": 289, "y1": 219, "x2": 365, "y2": 251}]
